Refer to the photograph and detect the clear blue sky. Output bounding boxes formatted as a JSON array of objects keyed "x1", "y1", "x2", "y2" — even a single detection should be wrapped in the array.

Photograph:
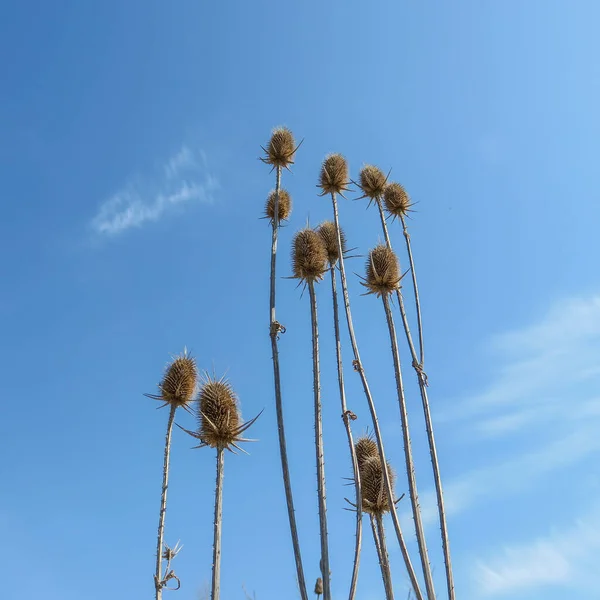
[{"x1": 1, "y1": 1, "x2": 600, "y2": 599}]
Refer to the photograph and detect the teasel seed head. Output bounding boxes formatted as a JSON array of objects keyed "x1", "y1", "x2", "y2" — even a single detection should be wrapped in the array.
[
  {"x1": 357, "y1": 164, "x2": 387, "y2": 200},
  {"x1": 318, "y1": 153, "x2": 350, "y2": 196},
  {"x1": 314, "y1": 577, "x2": 323, "y2": 596},
  {"x1": 146, "y1": 350, "x2": 197, "y2": 408},
  {"x1": 362, "y1": 245, "x2": 401, "y2": 296},
  {"x1": 261, "y1": 127, "x2": 298, "y2": 169},
  {"x1": 317, "y1": 220, "x2": 346, "y2": 266},
  {"x1": 354, "y1": 435, "x2": 379, "y2": 469},
  {"x1": 360, "y1": 456, "x2": 396, "y2": 515},
  {"x1": 383, "y1": 182, "x2": 412, "y2": 217},
  {"x1": 292, "y1": 228, "x2": 328, "y2": 282},
  {"x1": 265, "y1": 189, "x2": 292, "y2": 223}
]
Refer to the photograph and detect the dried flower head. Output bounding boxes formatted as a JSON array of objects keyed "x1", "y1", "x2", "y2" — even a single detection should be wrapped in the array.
[
  {"x1": 261, "y1": 127, "x2": 298, "y2": 169},
  {"x1": 146, "y1": 350, "x2": 197, "y2": 408},
  {"x1": 318, "y1": 153, "x2": 350, "y2": 195},
  {"x1": 360, "y1": 456, "x2": 395, "y2": 515},
  {"x1": 314, "y1": 577, "x2": 324, "y2": 596},
  {"x1": 362, "y1": 245, "x2": 401, "y2": 296},
  {"x1": 383, "y1": 182, "x2": 411, "y2": 217},
  {"x1": 357, "y1": 165, "x2": 387, "y2": 200},
  {"x1": 355, "y1": 435, "x2": 379, "y2": 469},
  {"x1": 292, "y1": 228, "x2": 328, "y2": 282},
  {"x1": 265, "y1": 189, "x2": 292, "y2": 223},
  {"x1": 317, "y1": 221, "x2": 346, "y2": 266},
  {"x1": 180, "y1": 375, "x2": 260, "y2": 452}
]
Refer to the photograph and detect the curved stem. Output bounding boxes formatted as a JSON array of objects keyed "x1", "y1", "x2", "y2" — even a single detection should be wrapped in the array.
[
  {"x1": 329, "y1": 264, "x2": 362, "y2": 600},
  {"x1": 376, "y1": 199, "x2": 454, "y2": 600},
  {"x1": 155, "y1": 404, "x2": 177, "y2": 600},
  {"x1": 382, "y1": 293, "x2": 435, "y2": 600},
  {"x1": 330, "y1": 191, "x2": 424, "y2": 600},
  {"x1": 376, "y1": 514, "x2": 395, "y2": 600},
  {"x1": 309, "y1": 280, "x2": 331, "y2": 600},
  {"x1": 269, "y1": 167, "x2": 309, "y2": 600},
  {"x1": 211, "y1": 447, "x2": 225, "y2": 600}
]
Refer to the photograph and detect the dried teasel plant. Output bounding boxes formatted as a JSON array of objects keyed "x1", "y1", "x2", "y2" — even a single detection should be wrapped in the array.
[
  {"x1": 377, "y1": 180, "x2": 455, "y2": 600},
  {"x1": 355, "y1": 164, "x2": 388, "y2": 203},
  {"x1": 179, "y1": 375, "x2": 260, "y2": 600},
  {"x1": 314, "y1": 577, "x2": 324, "y2": 598},
  {"x1": 265, "y1": 188, "x2": 293, "y2": 223},
  {"x1": 262, "y1": 128, "x2": 309, "y2": 600},
  {"x1": 362, "y1": 245, "x2": 436, "y2": 600},
  {"x1": 318, "y1": 153, "x2": 351, "y2": 196},
  {"x1": 145, "y1": 349, "x2": 198, "y2": 600},
  {"x1": 291, "y1": 227, "x2": 331, "y2": 600},
  {"x1": 317, "y1": 220, "x2": 363, "y2": 600},
  {"x1": 318, "y1": 153, "x2": 424, "y2": 600}
]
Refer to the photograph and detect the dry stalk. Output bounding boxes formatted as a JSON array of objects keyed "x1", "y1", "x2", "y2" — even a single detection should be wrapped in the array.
[
  {"x1": 211, "y1": 446, "x2": 225, "y2": 600},
  {"x1": 375, "y1": 514, "x2": 395, "y2": 600}
]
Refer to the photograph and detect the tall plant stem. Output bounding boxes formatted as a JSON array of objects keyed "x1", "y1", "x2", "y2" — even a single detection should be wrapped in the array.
[
  {"x1": 211, "y1": 446, "x2": 225, "y2": 600},
  {"x1": 329, "y1": 191, "x2": 424, "y2": 600},
  {"x1": 154, "y1": 403, "x2": 177, "y2": 600},
  {"x1": 308, "y1": 280, "x2": 331, "y2": 600},
  {"x1": 374, "y1": 514, "x2": 395, "y2": 600},
  {"x1": 376, "y1": 199, "x2": 454, "y2": 600},
  {"x1": 381, "y1": 292, "x2": 435, "y2": 600},
  {"x1": 329, "y1": 264, "x2": 362, "y2": 600},
  {"x1": 269, "y1": 166, "x2": 308, "y2": 600}
]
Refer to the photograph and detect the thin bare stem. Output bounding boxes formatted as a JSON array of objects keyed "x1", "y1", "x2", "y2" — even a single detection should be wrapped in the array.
[
  {"x1": 154, "y1": 403, "x2": 177, "y2": 600},
  {"x1": 211, "y1": 446, "x2": 225, "y2": 600},
  {"x1": 382, "y1": 293, "x2": 435, "y2": 600},
  {"x1": 329, "y1": 191, "x2": 424, "y2": 600},
  {"x1": 269, "y1": 166, "x2": 309, "y2": 600},
  {"x1": 376, "y1": 514, "x2": 395, "y2": 600},
  {"x1": 329, "y1": 264, "x2": 362, "y2": 600},
  {"x1": 308, "y1": 280, "x2": 331, "y2": 600},
  {"x1": 376, "y1": 199, "x2": 454, "y2": 600}
]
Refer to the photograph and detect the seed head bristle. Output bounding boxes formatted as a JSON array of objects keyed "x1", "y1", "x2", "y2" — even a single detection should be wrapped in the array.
[
  {"x1": 317, "y1": 221, "x2": 346, "y2": 266},
  {"x1": 265, "y1": 189, "x2": 292, "y2": 223},
  {"x1": 363, "y1": 245, "x2": 401, "y2": 296},
  {"x1": 358, "y1": 165, "x2": 387, "y2": 200},
  {"x1": 198, "y1": 377, "x2": 242, "y2": 449},
  {"x1": 360, "y1": 456, "x2": 396, "y2": 515},
  {"x1": 318, "y1": 153, "x2": 350, "y2": 195},
  {"x1": 262, "y1": 127, "x2": 297, "y2": 168},
  {"x1": 354, "y1": 435, "x2": 379, "y2": 469},
  {"x1": 314, "y1": 577, "x2": 324, "y2": 595},
  {"x1": 383, "y1": 182, "x2": 411, "y2": 217},
  {"x1": 292, "y1": 228, "x2": 328, "y2": 282},
  {"x1": 158, "y1": 352, "x2": 198, "y2": 407}
]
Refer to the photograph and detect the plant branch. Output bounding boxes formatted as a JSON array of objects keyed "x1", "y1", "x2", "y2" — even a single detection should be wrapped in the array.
[
  {"x1": 211, "y1": 446, "x2": 225, "y2": 600},
  {"x1": 375, "y1": 514, "x2": 395, "y2": 600}
]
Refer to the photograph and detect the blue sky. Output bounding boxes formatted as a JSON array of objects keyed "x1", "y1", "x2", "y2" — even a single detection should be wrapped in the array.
[{"x1": 1, "y1": 1, "x2": 600, "y2": 599}]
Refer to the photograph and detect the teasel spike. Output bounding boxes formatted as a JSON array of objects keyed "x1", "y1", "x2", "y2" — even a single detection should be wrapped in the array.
[
  {"x1": 260, "y1": 126, "x2": 303, "y2": 170},
  {"x1": 323, "y1": 155, "x2": 424, "y2": 600},
  {"x1": 352, "y1": 164, "x2": 390, "y2": 202}
]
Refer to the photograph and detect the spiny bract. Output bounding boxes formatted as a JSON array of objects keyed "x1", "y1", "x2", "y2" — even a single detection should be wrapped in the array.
[
  {"x1": 156, "y1": 352, "x2": 198, "y2": 407},
  {"x1": 262, "y1": 127, "x2": 297, "y2": 168},
  {"x1": 363, "y1": 245, "x2": 401, "y2": 296},
  {"x1": 319, "y1": 153, "x2": 350, "y2": 195},
  {"x1": 317, "y1": 221, "x2": 346, "y2": 266},
  {"x1": 383, "y1": 182, "x2": 411, "y2": 217},
  {"x1": 292, "y1": 228, "x2": 328, "y2": 282},
  {"x1": 265, "y1": 189, "x2": 292, "y2": 223},
  {"x1": 358, "y1": 165, "x2": 387, "y2": 200},
  {"x1": 360, "y1": 456, "x2": 396, "y2": 515}
]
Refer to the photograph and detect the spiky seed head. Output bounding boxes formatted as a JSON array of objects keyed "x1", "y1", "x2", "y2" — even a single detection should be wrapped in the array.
[
  {"x1": 319, "y1": 153, "x2": 350, "y2": 195},
  {"x1": 360, "y1": 456, "x2": 395, "y2": 515},
  {"x1": 265, "y1": 189, "x2": 292, "y2": 223},
  {"x1": 158, "y1": 352, "x2": 198, "y2": 407},
  {"x1": 263, "y1": 127, "x2": 297, "y2": 168},
  {"x1": 198, "y1": 377, "x2": 241, "y2": 449},
  {"x1": 292, "y1": 228, "x2": 328, "y2": 282},
  {"x1": 355, "y1": 435, "x2": 379, "y2": 468},
  {"x1": 358, "y1": 165, "x2": 387, "y2": 199},
  {"x1": 317, "y1": 220, "x2": 346, "y2": 266},
  {"x1": 383, "y1": 182, "x2": 411, "y2": 217},
  {"x1": 314, "y1": 577, "x2": 323, "y2": 595},
  {"x1": 363, "y1": 245, "x2": 401, "y2": 296}
]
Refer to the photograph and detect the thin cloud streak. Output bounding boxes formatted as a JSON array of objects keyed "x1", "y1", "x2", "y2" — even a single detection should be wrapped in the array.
[{"x1": 91, "y1": 146, "x2": 218, "y2": 236}]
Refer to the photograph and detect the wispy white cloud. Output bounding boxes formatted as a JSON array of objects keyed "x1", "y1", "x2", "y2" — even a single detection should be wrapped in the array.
[
  {"x1": 91, "y1": 146, "x2": 218, "y2": 236},
  {"x1": 474, "y1": 504, "x2": 600, "y2": 596}
]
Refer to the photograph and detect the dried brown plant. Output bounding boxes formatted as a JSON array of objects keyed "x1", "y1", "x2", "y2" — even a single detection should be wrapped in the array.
[
  {"x1": 318, "y1": 153, "x2": 351, "y2": 196},
  {"x1": 260, "y1": 127, "x2": 300, "y2": 169},
  {"x1": 362, "y1": 245, "x2": 402, "y2": 297},
  {"x1": 356, "y1": 165, "x2": 387, "y2": 201},
  {"x1": 292, "y1": 228, "x2": 328, "y2": 283},
  {"x1": 265, "y1": 188, "x2": 292, "y2": 223},
  {"x1": 317, "y1": 221, "x2": 347, "y2": 266}
]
